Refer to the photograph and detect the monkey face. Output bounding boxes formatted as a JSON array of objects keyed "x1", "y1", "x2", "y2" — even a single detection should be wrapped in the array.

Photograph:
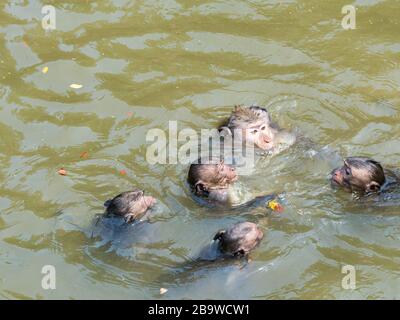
[
  {"x1": 188, "y1": 160, "x2": 238, "y2": 196},
  {"x1": 226, "y1": 106, "x2": 278, "y2": 150},
  {"x1": 104, "y1": 190, "x2": 156, "y2": 223},
  {"x1": 217, "y1": 161, "x2": 238, "y2": 183},
  {"x1": 331, "y1": 157, "x2": 385, "y2": 194},
  {"x1": 124, "y1": 194, "x2": 156, "y2": 223},
  {"x1": 245, "y1": 120, "x2": 276, "y2": 150},
  {"x1": 140, "y1": 195, "x2": 157, "y2": 210},
  {"x1": 214, "y1": 222, "x2": 264, "y2": 256}
]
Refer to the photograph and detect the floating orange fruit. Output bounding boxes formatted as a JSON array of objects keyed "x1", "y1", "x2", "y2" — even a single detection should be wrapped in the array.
[
  {"x1": 80, "y1": 151, "x2": 89, "y2": 159},
  {"x1": 57, "y1": 168, "x2": 67, "y2": 176},
  {"x1": 267, "y1": 200, "x2": 284, "y2": 212}
]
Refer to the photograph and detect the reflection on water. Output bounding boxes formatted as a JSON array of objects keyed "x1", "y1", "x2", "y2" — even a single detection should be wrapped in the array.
[{"x1": 0, "y1": 0, "x2": 399, "y2": 299}]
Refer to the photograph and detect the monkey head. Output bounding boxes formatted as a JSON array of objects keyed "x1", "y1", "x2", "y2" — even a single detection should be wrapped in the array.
[
  {"x1": 188, "y1": 158, "x2": 238, "y2": 197},
  {"x1": 331, "y1": 157, "x2": 386, "y2": 194},
  {"x1": 213, "y1": 222, "x2": 264, "y2": 257},
  {"x1": 104, "y1": 189, "x2": 156, "y2": 223},
  {"x1": 221, "y1": 105, "x2": 278, "y2": 150}
]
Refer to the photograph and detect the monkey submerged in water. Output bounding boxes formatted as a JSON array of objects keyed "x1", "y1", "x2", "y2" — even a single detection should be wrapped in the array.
[
  {"x1": 104, "y1": 189, "x2": 156, "y2": 223},
  {"x1": 188, "y1": 158, "x2": 238, "y2": 204},
  {"x1": 187, "y1": 158, "x2": 275, "y2": 208},
  {"x1": 330, "y1": 157, "x2": 399, "y2": 196},
  {"x1": 219, "y1": 105, "x2": 296, "y2": 155},
  {"x1": 213, "y1": 222, "x2": 264, "y2": 257}
]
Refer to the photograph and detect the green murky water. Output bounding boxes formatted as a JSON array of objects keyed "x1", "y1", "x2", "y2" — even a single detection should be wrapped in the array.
[{"x1": 0, "y1": 0, "x2": 399, "y2": 299}]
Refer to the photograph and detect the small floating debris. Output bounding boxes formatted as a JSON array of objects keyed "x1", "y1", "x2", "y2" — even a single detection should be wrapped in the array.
[
  {"x1": 267, "y1": 200, "x2": 284, "y2": 213},
  {"x1": 119, "y1": 169, "x2": 127, "y2": 175},
  {"x1": 69, "y1": 83, "x2": 83, "y2": 89},
  {"x1": 57, "y1": 168, "x2": 67, "y2": 176},
  {"x1": 159, "y1": 288, "x2": 168, "y2": 295},
  {"x1": 80, "y1": 151, "x2": 89, "y2": 159},
  {"x1": 41, "y1": 66, "x2": 49, "y2": 74}
]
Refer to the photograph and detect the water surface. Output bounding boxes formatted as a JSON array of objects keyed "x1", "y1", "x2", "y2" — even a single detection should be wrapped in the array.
[{"x1": 0, "y1": 0, "x2": 399, "y2": 299}]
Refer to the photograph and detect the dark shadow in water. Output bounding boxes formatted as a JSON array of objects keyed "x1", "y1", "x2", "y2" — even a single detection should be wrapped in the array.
[
  {"x1": 190, "y1": 193, "x2": 277, "y2": 212},
  {"x1": 89, "y1": 214, "x2": 162, "y2": 252},
  {"x1": 153, "y1": 241, "x2": 250, "y2": 289}
]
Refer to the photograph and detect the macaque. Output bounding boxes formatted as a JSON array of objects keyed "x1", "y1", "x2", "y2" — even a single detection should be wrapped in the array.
[
  {"x1": 219, "y1": 105, "x2": 296, "y2": 154},
  {"x1": 213, "y1": 222, "x2": 263, "y2": 257},
  {"x1": 331, "y1": 157, "x2": 398, "y2": 195},
  {"x1": 188, "y1": 158, "x2": 238, "y2": 204},
  {"x1": 104, "y1": 189, "x2": 156, "y2": 223},
  {"x1": 155, "y1": 222, "x2": 264, "y2": 285},
  {"x1": 187, "y1": 158, "x2": 275, "y2": 207}
]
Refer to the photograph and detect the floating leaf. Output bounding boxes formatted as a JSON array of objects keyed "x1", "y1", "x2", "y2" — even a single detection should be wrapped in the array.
[
  {"x1": 119, "y1": 169, "x2": 127, "y2": 175},
  {"x1": 267, "y1": 200, "x2": 284, "y2": 212},
  {"x1": 159, "y1": 288, "x2": 168, "y2": 295},
  {"x1": 41, "y1": 66, "x2": 49, "y2": 74},
  {"x1": 57, "y1": 168, "x2": 67, "y2": 176},
  {"x1": 70, "y1": 83, "x2": 83, "y2": 89},
  {"x1": 80, "y1": 151, "x2": 89, "y2": 159},
  {"x1": 127, "y1": 111, "x2": 133, "y2": 117}
]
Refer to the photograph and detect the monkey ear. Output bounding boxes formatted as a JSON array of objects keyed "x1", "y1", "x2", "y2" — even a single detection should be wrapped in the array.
[
  {"x1": 366, "y1": 181, "x2": 381, "y2": 193},
  {"x1": 213, "y1": 230, "x2": 226, "y2": 241},
  {"x1": 217, "y1": 160, "x2": 225, "y2": 172},
  {"x1": 194, "y1": 181, "x2": 208, "y2": 195},
  {"x1": 219, "y1": 126, "x2": 232, "y2": 138},
  {"x1": 124, "y1": 214, "x2": 135, "y2": 224},
  {"x1": 234, "y1": 249, "x2": 246, "y2": 257}
]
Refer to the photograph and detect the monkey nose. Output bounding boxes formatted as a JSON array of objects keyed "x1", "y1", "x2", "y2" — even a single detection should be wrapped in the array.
[
  {"x1": 144, "y1": 196, "x2": 156, "y2": 207},
  {"x1": 264, "y1": 136, "x2": 272, "y2": 143}
]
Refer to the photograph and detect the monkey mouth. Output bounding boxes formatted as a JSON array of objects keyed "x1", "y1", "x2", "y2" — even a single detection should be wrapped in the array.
[
  {"x1": 330, "y1": 175, "x2": 344, "y2": 188},
  {"x1": 143, "y1": 196, "x2": 156, "y2": 209},
  {"x1": 230, "y1": 174, "x2": 239, "y2": 183},
  {"x1": 331, "y1": 177, "x2": 353, "y2": 192},
  {"x1": 331, "y1": 176, "x2": 340, "y2": 185},
  {"x1": 258, "y1": 141, "x2": 273, "y2": 150}
]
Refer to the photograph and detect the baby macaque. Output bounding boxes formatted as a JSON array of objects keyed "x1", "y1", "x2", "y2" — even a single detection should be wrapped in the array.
[
  {"x1": 188, "y1": 158, "x2": 274, "y2": 207},
  {"x1": 331, "y1": 157, "x2": 399, "y2": 195},
  {"x1": 219, "y1": 105, "x2": 296, "y2": 153},
  {"x1": 104, "y1": 189, "x2": 156, "y2": 223},
  {"x1": 188, "y1": 158, "x2": 238, "y2": 204},
  {"x1": 213, "y1": 222, "x2": 264, "y2": 257}
]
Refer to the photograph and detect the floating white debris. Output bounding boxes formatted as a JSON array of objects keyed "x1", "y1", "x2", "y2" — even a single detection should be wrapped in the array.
[
  {"x1": 159, "y1": 288, "x2": 168, "y2": 295},
  {"x1": 70, "y1": 83, "x2": 83, "y2": 89}
]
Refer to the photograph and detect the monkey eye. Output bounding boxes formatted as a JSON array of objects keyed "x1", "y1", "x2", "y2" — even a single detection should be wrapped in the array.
[
  {"x1": 251, "y1": 129, "x2": 258, "y2": 134},
  {"x1": 345, "y1": 167, "x2": 351, "y2": 176},
  {"x1": 261, "y1": 125, "x2": 266, "y2": 130}
]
